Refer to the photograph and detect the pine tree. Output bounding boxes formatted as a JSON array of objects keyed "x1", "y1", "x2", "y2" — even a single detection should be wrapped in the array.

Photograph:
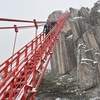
[{"x1": 86, "y1": 0, "x2": 100, "y2": 26}]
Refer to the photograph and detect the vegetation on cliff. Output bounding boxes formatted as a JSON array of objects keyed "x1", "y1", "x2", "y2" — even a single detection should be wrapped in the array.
[
  {"x1": 36, "y1": 71, "x2": 88, "y2": 100},
  {"x1": 86, "y1": 0, "x2": 100, "y2": 26}
]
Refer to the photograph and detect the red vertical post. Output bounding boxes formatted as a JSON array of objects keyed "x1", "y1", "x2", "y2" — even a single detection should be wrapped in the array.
[
  {"x1": 33, "y1": 19, "x2": 38, "y2": 37},
  {"x1": 4, "y1": 61, "x2": 9, "y2": 79},
  {"x1": 32, "y1": 36, "x2": 38, "y2": 87},
  {"x1": 9, "y1": 79, "x2": 14, "y2": 100},
  {"x1": 23, "y1": 61, "x2": 28, "y2": 100},
  {"x1": 16, "y1": 52, "x2": 20, "y2": 66}
]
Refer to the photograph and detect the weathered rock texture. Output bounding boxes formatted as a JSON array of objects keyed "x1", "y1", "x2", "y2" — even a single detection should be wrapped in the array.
[{"x1": 49, "y1": 4, "x2": 100, "y2": 99}]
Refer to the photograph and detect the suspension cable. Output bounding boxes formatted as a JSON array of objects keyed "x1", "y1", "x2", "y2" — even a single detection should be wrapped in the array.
[{"x1": 10, "y1": 25, "x2": 18, "y2": 71}]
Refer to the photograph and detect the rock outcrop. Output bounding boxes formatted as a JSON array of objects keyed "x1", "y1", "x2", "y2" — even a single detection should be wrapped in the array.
[{"x1": 49, "y1": 2, "x2": 100, "y2": 99}]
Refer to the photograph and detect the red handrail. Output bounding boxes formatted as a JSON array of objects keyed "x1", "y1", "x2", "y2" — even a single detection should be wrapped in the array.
[{"x1": 0, "y1": 12, "x2": 68, "y2": 100}]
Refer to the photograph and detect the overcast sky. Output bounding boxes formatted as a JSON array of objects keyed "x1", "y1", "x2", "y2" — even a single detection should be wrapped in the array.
[{"x1": 0, "y1": 0, "x2": 98, "y2": 63}]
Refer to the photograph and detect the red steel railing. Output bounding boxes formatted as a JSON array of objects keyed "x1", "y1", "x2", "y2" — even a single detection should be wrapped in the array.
[{"x1": 0, "y1": 12, "x2": 68, "y2": 100}]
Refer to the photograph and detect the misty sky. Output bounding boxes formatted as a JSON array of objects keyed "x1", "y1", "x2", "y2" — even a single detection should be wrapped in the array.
[{"x1": 0, "y1": 0, "x2": 98, "y2": 63}]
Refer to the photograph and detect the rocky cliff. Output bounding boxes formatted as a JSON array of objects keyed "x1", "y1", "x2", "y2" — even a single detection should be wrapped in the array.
[{"x1": 49, "y1": 1, "x2": 100, "y2": 99}]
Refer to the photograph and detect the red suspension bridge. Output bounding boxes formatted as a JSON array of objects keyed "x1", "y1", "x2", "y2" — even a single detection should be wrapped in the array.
[{"x1": 0, "y1": 12, "x2": 68, "y2": 100}]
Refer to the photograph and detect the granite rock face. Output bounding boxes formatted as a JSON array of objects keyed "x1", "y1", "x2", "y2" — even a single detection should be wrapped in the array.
[{"x1": 49, "y1": 6, "x2": 100, "y2": 98}]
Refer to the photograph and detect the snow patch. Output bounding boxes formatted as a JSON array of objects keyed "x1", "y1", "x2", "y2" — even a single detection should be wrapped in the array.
[
  {"x1": 81, "y1": 58, "x2": 98, "y2": 64},
  {"x1": 55, "y1": 98, "x2": 61, "y2": 100},
  {"x1": 69, "y1": 18, "x2": 74, "y2": 21},
  {"x1": 81, "y1": 62, "x2": 89, "y2": 65},
  {"x1": 94, "y1": 61, "x2": 98, "y2": 64},
  {"x1": 95, "y1": 52, "x2": 100, "y2": 55},
  {"x1": 85, "y1": 48, "x2": 94, "y2": 52},
  {"x1": 73, "y1": 16, "x2": 83, "y2": 19},
  {"x1": 77, "y1": 44, "x2": 87, "y2": 50},
  {"x1": 56, "y1": 82, "x2": 61, "y2": 85},
  {"x1": 81, "y1": 58, "x2": 94, "y2": 62},
  {"x1": 59, "y1": 75, "x2": 67, "y2": 79},
  {"x1": 67, "y1": 77, "x2": 73, "y2": 82},
  {"x1": 97, "y1": 0, "x2": 100, "y2": 4},
  {"x1": 78, "y1": 44, "x2": 86, "y2": 47},
  {"x1": 67, "y1": 35, "x2": 73, "y2": 39},
  {"x1": 55, "y1": 98, "x2": 66, "y2": 100}
]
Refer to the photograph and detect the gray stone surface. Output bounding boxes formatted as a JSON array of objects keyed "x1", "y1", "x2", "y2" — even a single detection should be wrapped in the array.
[
  {"x1": 49, "y1": 6, "x2": 100, "y2": 98},
  {"x1": 89, "y1": 97, "x2": 100, "y2": 100}
]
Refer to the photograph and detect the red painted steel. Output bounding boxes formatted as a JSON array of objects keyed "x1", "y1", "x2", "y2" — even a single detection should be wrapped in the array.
[
  {"x1": 0, "y1": 24, "x2": 44, "y2": 30},
  {"x1": 0, "y1": 18, "x2": 46, "y2": 23},
  {"x1": 0, "y1": 12, "x2": 68, "y2": 100}
]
